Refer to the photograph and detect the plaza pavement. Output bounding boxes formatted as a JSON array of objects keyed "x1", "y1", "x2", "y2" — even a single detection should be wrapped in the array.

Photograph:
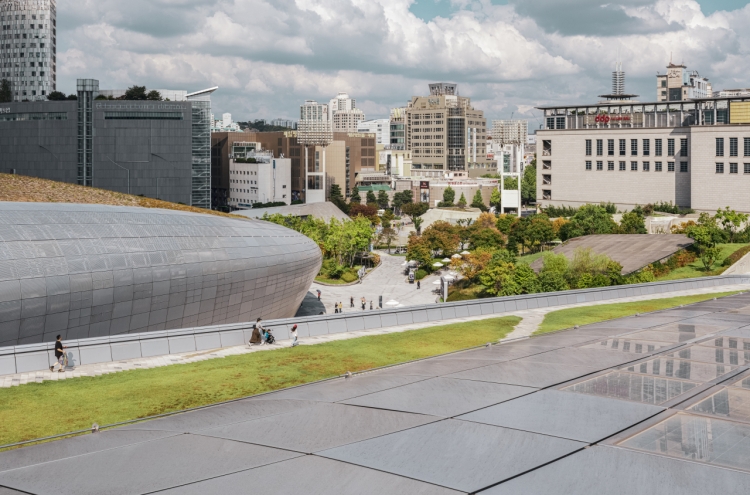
[{"x1": 1, "y1": 283, "x2": 746, "y2": 389}]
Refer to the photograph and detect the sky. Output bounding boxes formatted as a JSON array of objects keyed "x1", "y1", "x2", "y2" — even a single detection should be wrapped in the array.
[{"x1": 56, "y1": 0, "x2": 750, "y2": 126}]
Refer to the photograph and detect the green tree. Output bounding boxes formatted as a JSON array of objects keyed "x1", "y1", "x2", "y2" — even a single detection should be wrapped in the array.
[
  {"x1": 377, "y1": 190, "x2": 390, "y2": 209},
  {"x1": 65, "y1": 94, "x2": 78, "y2": 100},
  {"x1": 413, "y1": 217, "x2": 424, "y2": 233},
  {"x1": 124, "y1": 85, "x2": 148, "y2": 100},
  {"x1": 686, "y1": 221, "x2": 723, "y2": 271},
  {"x1": 503, "y1": 176, "x2": 518, "y2": 190},
  {"x1": 439, "y1": 186, "x2": 455, "y2": 207},
  {"x1": 496, "y1": 214, "x2": 517, "y2": 235},
  {"x1": 467, "y1": 190, "x2": 484, "y2": 211},
  {"x1": 490, "y1": 189, "x2": 501, "y2": 210},
  {"x1": 47, "y1": 91, "x2": 67, "y2": 101},
  {"x1": 521, "y1": 160, "x2": 536, "y2": 205},
  {"x1": 366, "y1": 190, "x2": 377, "y2": 206},
  {"x1": 0, "y1": 79, "x2": 12, "y2": 103},
  {"x1": 715, "y1": 206, "x2": 749, "y2": 243},
  {"x1": 392, "y1": 190, "x2": 412, "y2": 214},
  {"x1": 402, "y1": 201, "x2": 428, "y2": 221},
  {"x1": 407, "y1": 233, "x2": 432, "y2": 267},
  {"x1": 329, "y1": 184, "x2": 349, "y2": 214},
  {"x1": 468, "y1": 227, "x2": 505, "y2": 251},
  {"x1": 618, "y1": 210, "x2": 647, "y2": 234},
  {"x1": 458, "y1": 192, "x2": 467, "y2": 208},
  {"x1": 349, "y1": 185, "x2": 361, "y2": 204},
  {"x1": 558, "y1": 204, "x2": 618, "y2": 241},
  {"x1": 146, "y1": 90, "x2": 163, "y2": 101},
  {"x1": 422, "y1": 221, "x2": 460, "y2": 255}
]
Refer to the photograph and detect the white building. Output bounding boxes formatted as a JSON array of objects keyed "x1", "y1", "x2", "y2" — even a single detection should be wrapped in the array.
[
  {"x1": 229, "y1": 150, "x2": 292, "y2": 209},
  {"x1": 328, "y1": 92, "x2": 365, "y2": 132},
  {"x1": 299, "y1": 100, "x2": 332, "y2": 204},
  {"x1": 211, "y1": 112, "x2": 242, "y2": 132},
  {"x1": 378, "y1": 149, "x2": 412, "y2": 176},
  {"x1": 270, "y1": 118, "x2": 297, "y2": 129},
  {"x1": 656, "y1": 63, "x2": 712, "y2": 102},
  {"x1": 358, "y1": 118, "x2": 390, "y2": 145},
  {"x1": 491, "y1": 120, "x2": 529, "y2": 146}
]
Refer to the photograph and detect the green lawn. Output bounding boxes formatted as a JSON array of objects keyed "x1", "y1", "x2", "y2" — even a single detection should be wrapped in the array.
[
  {"x1": 315, "y1": 265, "x2": 362, "y2": 284},
  {"x1": 655, "y1": 244, "x2": 748, "y2": 281},
  {"x1": 517, "y1": 251, "x2": 546, "y2": 265},
  {"x1": 534, "y1": 291, "x2": 740, "y2": 335},
  {"x1": 0, "y1": 316, "x2": 521, "y2": 447}
]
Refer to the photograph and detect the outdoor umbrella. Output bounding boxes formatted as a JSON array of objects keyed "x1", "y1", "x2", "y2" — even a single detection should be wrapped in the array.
[
  {"x1": 443, "y1": 275, "x2": 455, "y2": 280},
  {"x1": 432, "y1": 262, "x2": 444, "y2": 268},
  {"x1": 451, "y1": 254, "x2": 462, "y2": 259},
  {"x1": 432, "y1": 280, "x2": 442, "y2": 285},
  {"x1": 385, "y1": 300, "x2": 400, "y2": 306},
  {"x1": 460, "y1": 250, "x2": 471, "y2": 255},
  {"x1": 442, "y1": 258, "x2": 451, "y2": 263}
]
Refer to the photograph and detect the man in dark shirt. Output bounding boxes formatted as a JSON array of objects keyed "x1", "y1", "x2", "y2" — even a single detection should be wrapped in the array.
[{"x1": 50, "y1": 335, "x2": 66, "y2": 372}]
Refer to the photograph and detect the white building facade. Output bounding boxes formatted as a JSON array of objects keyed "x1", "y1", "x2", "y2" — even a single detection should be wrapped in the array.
[
  {"x1": 229, "y1": 151, "x2": 292, "y2": 209},
  {"x1": 328, "y1": 92, "x2": 365, "y2": 132},
  {"x1": 358, "y1": 118, "x2": 390, "y2": 145},
  {"x1": 211, "y1": 112, "x2": 242, "y2": 132}
]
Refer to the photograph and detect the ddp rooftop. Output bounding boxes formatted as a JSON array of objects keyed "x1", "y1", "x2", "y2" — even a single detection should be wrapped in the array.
[{"x1": 1, "y1": 292, "x2": 749, "y2": 494}]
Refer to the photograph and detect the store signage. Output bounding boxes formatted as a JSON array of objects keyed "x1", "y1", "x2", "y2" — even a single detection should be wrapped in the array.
[
  {"x1": 420, "y1": 181, "x2": 429, "y2": 189},
  {"x1": 594, "y1": 114, "x2": 630, "y2": 123}
]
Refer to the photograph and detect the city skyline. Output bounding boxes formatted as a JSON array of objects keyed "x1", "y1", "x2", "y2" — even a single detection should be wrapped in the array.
[{"x1": 49, "y1": 0, "x2": 750, "y2": 125}]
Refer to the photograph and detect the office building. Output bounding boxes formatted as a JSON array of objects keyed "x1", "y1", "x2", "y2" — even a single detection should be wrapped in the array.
[
  {"x1": 536, "y1": 94, "x2": 750, "y2": 212},
  {"x1": 390, "y1": 107, "x2": 406, "y2": 149},
  {"x1": 211, "y1": 112, "x2": 241, "y2": 132},
  {"x1": 403, "y1": 83, "x2": 490, "y2": 176},
  {"x1": 328, "y1": 92, "x2": 365, "y2": 132},
  {"x1": 378, "y1": 148, "x2": 412, "y2": 176},
  {"x1": 491, "y1": 120, "x2": 529, "y2": 146},
  {"x1": 228, "y1": 149, "x2": 292, "y2": 209},
  {"x1": 358, "y1": 118, "x2": 390, "y2": 145},
  {"x1": 0, "y1": 0, "x2": 56, "y2": 101},
  {"x1": 656, "y1": 63, "x2": 712, "y2": 102},
  {"x1": 0, "y1": 78, "x2": 216, "y2": 208},
  {"x1": 269, "y1": 118, "x2": 297, "y2": 129}
]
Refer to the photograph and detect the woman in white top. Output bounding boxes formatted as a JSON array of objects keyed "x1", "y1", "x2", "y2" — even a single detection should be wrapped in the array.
[{"x1": 290, "y1": 324, "x2": 299, "y2": 347}]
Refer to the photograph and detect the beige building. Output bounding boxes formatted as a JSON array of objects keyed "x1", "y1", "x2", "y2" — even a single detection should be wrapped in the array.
[
  {"x1": 656, "y1": 63, "x2": 711, "y2": 102},
  {"x1": 537, "y1": 96, "x2": 750, "y2": 213},
  {"x1": 329, "y1": 92, "x2": 365, "y2": 132},
  {"x1": 404, "y1": 83, "x2": 491, "y2": 175}
]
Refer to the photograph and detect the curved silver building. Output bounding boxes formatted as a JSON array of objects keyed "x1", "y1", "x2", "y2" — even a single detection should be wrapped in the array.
[{"x1": 0, "y1": 203, "x2": 322, "y2": 346}]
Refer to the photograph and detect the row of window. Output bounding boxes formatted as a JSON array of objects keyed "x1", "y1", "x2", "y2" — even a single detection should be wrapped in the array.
[
  {"x1": 715, "y1": 138, "x2": 750, "y2": 157},
  {"x1": 585, "y1": 138, "x2": 686, "y2": 157},
  {"x1": 715, "y1": 163, "x2": 750, "y2": 174},
  {"x1": 585, "y1": 161, "x2": 686, "y2": 172}
]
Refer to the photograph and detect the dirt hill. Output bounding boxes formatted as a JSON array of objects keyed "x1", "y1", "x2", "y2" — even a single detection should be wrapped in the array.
[{"x1": 0, "y1": 173, "x2": 240, "y2": 218}]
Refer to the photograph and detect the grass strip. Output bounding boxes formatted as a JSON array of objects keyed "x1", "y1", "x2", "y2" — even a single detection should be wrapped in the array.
[
  {"x1": 535, "y1": 291, "x2": 740, "y2": 335},
  {"x1": 0, "y1": 316, "x2": 520, "y2": 447}
]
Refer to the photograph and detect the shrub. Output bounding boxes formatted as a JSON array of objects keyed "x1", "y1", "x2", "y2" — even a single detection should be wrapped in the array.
[
  {"x1": 415, "y1": 269, "x2": 428, "y2": 280},
  {"x1": 653, "y1": 201, "x2": 694, "y2": 215},
  {"x1": 341, "y1": 271, "x2": 358, "y2": 283},
  {"x1": 723, "y1": 245, "x2": 750, "y2": 266},
  {"x1": 544, "y1": 205, "x2": 579, "y2": 218}
]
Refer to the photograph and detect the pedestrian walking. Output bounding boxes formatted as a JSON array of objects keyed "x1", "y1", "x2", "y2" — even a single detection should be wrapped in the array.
[
  {"x1": 334, "y1": 302, "x2": 338, "y2": 314},
  {"x1": 290, "y1": 324, "x2": 299, "y2": 347},
  {"x1": 370, "y1": 301, "x2": 373, "y2": 310},
  {"x1": 316, "y1": 289, "x2": 321, "y2": 300},
  {"x1": 361, "y1": 297, "x2": 366, "y2": 310},
  {"x1": 350, "y1": 296, "x2": 354, "y2": 308},
  {"x1": 50, "y1": 335, "x2": 67, "y2": 373},
  {"x1": 256, "y1": 318, "x2": 267, "y2": 345},
  {"x1": 417, "y1": 280, "x2": 421, "y2": 289},
  {"x1": 339, "y1": 302, "x2": 343, "y2": 314}
]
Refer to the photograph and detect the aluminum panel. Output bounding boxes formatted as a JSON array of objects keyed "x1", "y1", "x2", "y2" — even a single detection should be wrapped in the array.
[
  {"x1": 265, "y1": 374, "x2": 429, "y2": 403},
  {"x1": 79, "y1": 344, "x2": 112, "y2": 365},
  {"x1": 218, "y1": 330, "x2": 245, "y2": 347},
  {"x1": 447, "y1": 360, "x2": 600, "y2": 388},
  {"x1": 14, "y1": 350, "x2": 49, "y2": 373},
  {"x1": 307, "y1": 320, "x2": 329, "y2": 336},
  {"x1": 194, "y1": 333, "x2": 221, "y2": 351},
  {"x1": 377, "y1": 357, "x2": 498, "y2": 377},
  {"x1": 110, "y1": 341, "x2": 141, "y2": 361},
  {"x1": 319, "y1": 419, "x2": 585, "y2": 493},
  {"x1": 140, "y1": 338, "x2": 169, "y2": 357}
]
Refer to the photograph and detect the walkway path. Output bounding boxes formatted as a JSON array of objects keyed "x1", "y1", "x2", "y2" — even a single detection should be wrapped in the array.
[{"x1": 2, "y1": 283, "x2": 745, "y2": 388}]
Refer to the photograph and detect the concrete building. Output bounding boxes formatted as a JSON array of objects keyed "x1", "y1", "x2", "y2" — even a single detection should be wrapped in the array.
[
  {"x1": 656, "y1": 63, "x2": 712, "y2": 102},
  {"x1": 404, "y1": 83, "x2": 491, "y2": 176},
  {"x1": 378, "y1": 148, "x2": 412, "y2": 176},
  {"x1": 211, "y1": 112, "x2": 241, "y2": 132},
  {"x1": 536, "y1": 95, "x2": 750, "y2": 213},
  {"x1": 390, "y1": 107, "x2": 405, "y2": 149},
  {"x1": 269, "y1": 118, "x2": 296, "y2": 129},
  {"x1": 0, "y1": 202, "x2": 322, "y2": 346},
  {"x1": 228, "y1": 150, "x2": 291, "y2": 209},
  {"x1": 491, "y1": 120, "x2": 528, "y2": 146},
  {"x1": 358, "y1": 118, "x2": 390, "y2": 145},
  {"x1": 0, "y1": 79, "x2": 216, "y2": 208},
  {"x1": 0, "y1": 0, "x2": 56, "y2": 101},
  {"x1": 328, "y1": 92, "x2": 365, "y2": 132}
]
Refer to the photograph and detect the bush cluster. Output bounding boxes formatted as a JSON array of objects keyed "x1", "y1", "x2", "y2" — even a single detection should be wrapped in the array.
[{"x1": 724, "y1": 245, "x2": 750, "y2": 267}]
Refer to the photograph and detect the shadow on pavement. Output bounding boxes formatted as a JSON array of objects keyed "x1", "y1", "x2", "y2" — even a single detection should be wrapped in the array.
[{"x1": 295, "y1": 291, "x2": 327, "y2": 317}]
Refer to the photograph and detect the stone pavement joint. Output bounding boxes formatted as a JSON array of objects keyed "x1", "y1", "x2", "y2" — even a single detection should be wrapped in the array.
[{"x1": 1, "y1": 283, "x2": 746, "y2": 389}]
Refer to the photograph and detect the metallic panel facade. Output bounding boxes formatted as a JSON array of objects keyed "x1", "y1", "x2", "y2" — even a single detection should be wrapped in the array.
[{"x1": 0, "y1": 202, "x2": 322, "y2": 346}]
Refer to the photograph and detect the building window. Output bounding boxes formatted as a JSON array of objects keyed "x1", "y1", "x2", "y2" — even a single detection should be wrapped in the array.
[
  {"x1": 716, "y1": 138, "x2": 724, "y2": 157},
  {"x1": 596, "y1": 139, "x2": 603, "y2": 156},
  {"x1": 668, "y1": 161, "x2": 675, "y2": 172},
  {"x1": 542, "y1": 189, "x2": 552, "y2": 200},
  {"x1": 643, "y1": 139, "x2": 650, "y2": 156},
  {"x1": 619, "y1": 139, "x2": 626, "y2": 156},
  {"x1": 585, "y1": 139, "x2": 592, "y2": 156},
  {"x1": 680, "y1": 138, "x2": 688, "y2": 157},
  {"x1": 608, "y1": 161, "x2": 614, "y2": 171},
  {"x1": 631, "y1": 161, "x2": 638, "y2": 171},
  {"x1": 655, "y1": 139, "x2": 662, "y2": 156},
  {"x1": 608, "y1": 139, "x2": 614, "y2": 156},
  {"x1": 744, "y1": 138, "x2": 750, "y2": 157},
  {"x1": 585, "y1": 161, "x2": 592, "y2": 170},
  {"x1": 730, "y1": 137, "x2": 738, "y2": 157},
  {"x1": 744, "y1": 163, "x2": 750, "y2": 174},
  {"x1": 619, "y1": 161, "x2": 626, "y2": 171},
  {"x1": 631, "y1": 139, "x2": 638, "y2": 156},
  {"x1": 680, "y1": 162, "x2": 688, "y2": 173},
  {"x1": 655, "y1": 161, "x2": 662, "y2": 172},
  {"x1": 643, "y1": 161, "x2": 650, "y2": 171},
  {"x1": 596, "y1": 161, "x2": 603, "y2": 171},
  {"x1": 730, "y1": 163, "x2": 738, "y2": 174},
  {"x1": 667, "y1": 138, "x2": 675, "y2": 156},
  {"x1": 716, "y1": 162, "x2": 724, "y2": 173}
]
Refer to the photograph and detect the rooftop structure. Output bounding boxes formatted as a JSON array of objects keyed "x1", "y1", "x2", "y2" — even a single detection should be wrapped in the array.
[
  {"x1": 656, "y1": 62, "x2": 711, "y2": 102},
  {"x1": 234, "y1": 201, "x2": 350, "y2": 223}
]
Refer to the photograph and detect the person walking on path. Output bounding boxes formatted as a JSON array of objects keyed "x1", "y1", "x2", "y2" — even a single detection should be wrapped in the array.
[
  {"x1": 316, "y1": 289, "x2": 321, "y2": 301},
  {"x1": 50, "y1": 335, "x2": 67, "y2": 372},
  {"x1": 417, "y1": 280, "x2": 421, "y2": 289},
  {"x1": 350, "y1": 296, "x2": 354, "y2": 308},
  {"x1": 257, "y1": 318, "x2": 267, "y2": 345},
  {"x1": 339, "y1": 302, "x2": 343, "y2": 314},
  {"x1": 290, "y1": 324, "x2": 299, "y2": 347},
  {"x1": 361, "y1": 297, "x2": 366, "y2": 310},
  {"x1": 370, "y1": 300, "x2": 373, "y2": 310},
  {"x1": 334, "y1": 303, "x2": 338, "y2": 314}
]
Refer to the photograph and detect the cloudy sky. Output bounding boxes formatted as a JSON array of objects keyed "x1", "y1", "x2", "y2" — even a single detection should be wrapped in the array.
[{"x1": 57, "y1": 0, "x2": 750, "y2": 126}]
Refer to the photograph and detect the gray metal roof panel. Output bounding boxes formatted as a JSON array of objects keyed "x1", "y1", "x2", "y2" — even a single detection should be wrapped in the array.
[{"x1": 446, "y1": 360, "x2": 601, "y2": 388}]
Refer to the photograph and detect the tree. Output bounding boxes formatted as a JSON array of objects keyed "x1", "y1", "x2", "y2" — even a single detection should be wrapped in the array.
[
  {"x1": 392, "y1": 190, "x2": 413, "y2": 214},
  {"x1": 329, "y1": 184, "x2": 348, "y2": 214},
  {"x1": 457, "y1": 192, "x2": 467, "y2": 208},
  {"x1": 349, "y1": 185, "x2": 361, "y2": 204},
  {"x1": 366, "y1": 190, "x2": 377, "y2": 206},
  {"x1": 470, "y1": 190, "x2": 487, "y2": 211},
  {"x1": 422, "y1": 221, "x2": 460, "y2": 255},
  {"x1": 123, "y1": 85, "x2": 148, "y2": 100},
  {"x1": 459, "y1": 247, "x2": 496, "y2": 281},
  {"x1": 146, "y1": 90, "x2": 163, "y2": 101},
  {"x1": 349, "y1": 203, "x2": 379, "y2": 223},
  {"x1": 439, "y1": 186, "x2": 455, "y2": 207},
  {"x1": 490, "y1": 189, "x2": 501, "y2": 210},
  {"x1": 715, "y1": 206, "x2": 748, "y2": 243},
  {"x1": 496, "y1": 214, "x2": 517, "y2": 235},
  {"x1": 66, "y1": 94, "x2": 78, "y2": 100},
  {"x1": 377, "y1": 226, "x2": 398, "y2": 253},
  {"x1": 685, "y1": 220, "x2": 723, "y2": 271},
  {"x1": 503, "y1": 176, "x2": 518, "y2": 190},
  {"x1": 46, "y1": 91, "x2": 67, "y2": 101},
  {"x1": 468, "y1": 227, "x2": 505, "y2": 251},
  {"x1": 407, "y1": 233, "x2": 433, "y2": 267},
  {"x1": 521, "y1": 160, "x2": 536, "y2": 205},
  {"x1": 558, "y1": 204, "x2": 618, "y2": 241},
  {"x1": 0, "y1": 79, "x2": 12, "y2": 103},
  {"x1": 377, "y1": 190, "x2": 390, "y2": 209},
  {"x1": 618, "y1": 210, "x2": 647, "y2": 234},
  {"x1": 402, "y1": 201, "x2": 428, "y2": 223},
  {"x1": 413, "y1": 217, "x2": 424, "y2": 233}
]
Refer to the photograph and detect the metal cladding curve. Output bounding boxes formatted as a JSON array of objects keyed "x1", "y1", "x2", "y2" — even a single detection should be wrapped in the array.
[{"x1": 0, "y1": 202, "x2": 322, "y2": 346}]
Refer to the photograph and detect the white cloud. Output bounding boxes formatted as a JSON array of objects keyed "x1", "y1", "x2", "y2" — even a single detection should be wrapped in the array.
[{"x1": 54, "y1": 0, "x2": 750, "y2": 120}]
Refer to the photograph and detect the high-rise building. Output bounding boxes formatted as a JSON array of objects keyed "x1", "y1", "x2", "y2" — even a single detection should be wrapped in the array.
[
  {"x1": 328, "y1": 92, "x2": 365, "y2": 132},
  {"x1": 491, "y1": 120, "x2": 528, "y2": 146},
  {"x1": 357, "y1": 118, "x2": 390, "y2": 145},
  {"x1": 0, "y1": 0, "x2": 57, "y2": 101},
  {"x1": 656, "y1": 62, "x2": 711, "y2": 102},
  {"x1": 390, "y1": 107, "x2": 405, "y2": 150},
  {"x1": 404, "y1": 83, "x2": 490, "y2": 176}
]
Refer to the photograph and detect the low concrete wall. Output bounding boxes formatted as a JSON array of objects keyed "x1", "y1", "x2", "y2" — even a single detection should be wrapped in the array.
[{"x1": 2, "y1": 275, "x2": 748, "y2": 376}]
